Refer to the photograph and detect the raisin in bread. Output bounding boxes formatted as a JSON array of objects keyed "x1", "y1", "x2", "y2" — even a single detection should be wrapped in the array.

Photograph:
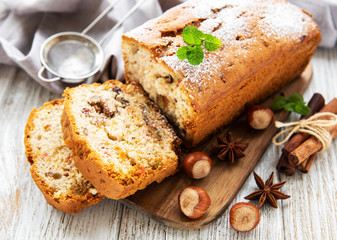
[
  {"x1": 61, "y1": 80, "x2": 181, "y2": 199},
  {"x1": 24, "y1": 99, "x2": 104, "y2": 214},
  {"x1": 122, "y1": 0, "x2": 321, "y2": 146}
]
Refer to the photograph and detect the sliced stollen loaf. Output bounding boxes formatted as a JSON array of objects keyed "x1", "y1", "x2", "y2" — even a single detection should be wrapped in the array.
[
  {"x1": 122, "y1": 0, "x2": 321, "y2": 146},
  {"x1": 24, "y1": 99, "x2": 104, "y2": 214},
  {"x1": 61, "y1": 80, "x2": 181, "y2": 199}
]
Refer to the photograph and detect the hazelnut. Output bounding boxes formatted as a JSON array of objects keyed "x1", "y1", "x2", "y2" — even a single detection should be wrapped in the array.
[
  {"x1": 183, "y1": 152, "x2": 212, "y2": 179},
  {"x1": 229, "y1": 202, "x2": 260, "y2": 232},
  {"x1": 246, "y1": 105, "x2": 274, "y2": 130},
  {"x1": 178, "y1": 186, "x2": 211, "y2": 219}
]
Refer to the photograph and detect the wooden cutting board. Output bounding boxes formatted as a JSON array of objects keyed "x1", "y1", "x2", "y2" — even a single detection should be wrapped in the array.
[{"x1": 121, "y1": 64, "x2": 313, "y2": 230}]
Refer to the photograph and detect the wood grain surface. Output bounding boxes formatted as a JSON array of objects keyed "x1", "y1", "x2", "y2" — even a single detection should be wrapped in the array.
[
  {"x1": 122, "y1": 64, "x2": 313, "y2": 229},
  {"x1": 1, "y1": 46, "x2": 337, "y2": 239}
]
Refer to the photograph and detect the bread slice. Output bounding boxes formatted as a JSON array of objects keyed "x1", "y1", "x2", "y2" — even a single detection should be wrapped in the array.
[
  {"x1": 61, "y1": 80, "x2": 181, "y2": 199},
  {"x1": 24, "y1": 99, "x2": 104, "y2": 214},
  {"x1": 122, "y1": 0, "x2": 321, "y2": 146}
]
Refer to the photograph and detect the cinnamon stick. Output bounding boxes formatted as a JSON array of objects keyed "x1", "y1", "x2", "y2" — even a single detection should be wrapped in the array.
[
  {"x1": 304, "y1": 153, "x2": 317, "y2": 172},
  {"x1": 276, "y1": 152, "x2": 296, "y2": 176},
  {"x1": 276, "y1": 93, "x2": 325, "y2": 175},
  {"x1": 296, "y1": 153, "x2": 317, "y2": 173},
  {"x1": 282, "y1": 93, "x2": 325, "y2": 155},
  {"x1": 289, "y1": 98, "x2": 337, "y2": 165}
]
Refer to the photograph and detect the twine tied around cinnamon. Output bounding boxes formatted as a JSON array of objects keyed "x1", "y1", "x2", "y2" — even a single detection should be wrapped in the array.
[{"x1": 272, "y1": 112, "x2": 337, "y2": 151}]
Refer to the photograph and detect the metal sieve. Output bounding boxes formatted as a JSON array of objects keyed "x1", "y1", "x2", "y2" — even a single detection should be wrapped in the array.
[{"x1": 38, "y1": 0, "x2": 147, "y2": 84}]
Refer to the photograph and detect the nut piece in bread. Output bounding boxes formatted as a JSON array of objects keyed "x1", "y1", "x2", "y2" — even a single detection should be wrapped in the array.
[
  {"x1": 24, "y1": 99, "x2": 104, "y2": 214},
  {"x1": 122, "y1": 0, "x2": 321, "y2": 146},
  {"x1": 61, "y1": 80, "x2": 181, "y2": 199}
]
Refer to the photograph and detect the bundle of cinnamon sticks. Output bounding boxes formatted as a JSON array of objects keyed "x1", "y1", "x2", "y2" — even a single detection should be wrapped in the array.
[{"x1": 276, "y1": 93, "x2": 337, "y2": 175}]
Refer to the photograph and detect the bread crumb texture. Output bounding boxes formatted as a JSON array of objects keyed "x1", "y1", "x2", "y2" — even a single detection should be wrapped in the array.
[
  {"x1": 62, "y1": 81, "x2": 181, "y2": 199},
  {"x1": 24, "y1": 99, "x2": 103, "y2": 214}
]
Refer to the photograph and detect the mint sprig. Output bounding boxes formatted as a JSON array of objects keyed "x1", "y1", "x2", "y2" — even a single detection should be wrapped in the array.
[
  {"x1": 271, "y1": 93, "x2": 311, "y2": 116},
  {"x1": 177, "y1": 26, "x2": 222, "y2": 65}
]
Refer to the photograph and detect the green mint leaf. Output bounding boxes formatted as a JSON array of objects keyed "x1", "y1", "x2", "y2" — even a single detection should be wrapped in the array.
[
  {"x1": 182, "y1": 25, "x2": 204, "y2": 46},
  {"x1": 186, "y1": 46, "x2": 204, "y2": 65},
  {"x1": 271, "y1": 93, "x2": 309, "y2": 115},
  {"x1": 288, "y1": 94, "x2": 305, "y2": 105},
  {"x1": 177, "y1": 25, "x2": 222, "y2": 65},
  {"x1": 284, "y1": 102, "x2": 296, "y2": 112},
  {"x1": 294, "y1": 104, "x2": 311, "y2": 116},
  {"x1": 271, "y1": 96, "x2": 287, "y2": 111},
  {"x1": 203, "y1": 34, "x2": 222, "y2": 51},
  {"x1": 177, "y1": 46, "x2": 190, "y2": 60}
]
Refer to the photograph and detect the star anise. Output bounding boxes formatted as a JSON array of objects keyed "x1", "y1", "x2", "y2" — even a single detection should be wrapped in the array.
[
  {"x1": 245, "y1": 171, "x2": 290, "y2": 208},
  {"x1": 216, "y1": 132, "x2": 248, "y2": 163}
]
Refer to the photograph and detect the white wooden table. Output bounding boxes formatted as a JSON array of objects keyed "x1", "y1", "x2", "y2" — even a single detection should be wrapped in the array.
[{"x1": 1, "y1": 46, "x2": 337, "y2": 239}]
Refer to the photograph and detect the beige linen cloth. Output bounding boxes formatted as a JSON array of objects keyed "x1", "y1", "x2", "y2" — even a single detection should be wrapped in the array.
[{"x1": 0, "y1": 0, "x2": 336, "y2": 93}]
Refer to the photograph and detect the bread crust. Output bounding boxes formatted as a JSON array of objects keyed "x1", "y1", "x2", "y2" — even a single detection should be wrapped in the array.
[
  {"x1": 122, "y1": 0, "x2": 322, "y2": 146},
  {"x1": 24, "y1": 99, "x2": 104, "y2": 214},
  {"x1": 61, "y1": 80, "x2": 181, "y2": 199}
]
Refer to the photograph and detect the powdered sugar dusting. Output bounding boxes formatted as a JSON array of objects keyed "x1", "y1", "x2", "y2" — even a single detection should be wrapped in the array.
[
  {"x1": 161, "y1": 0, "x2": 256, "y2": 86},
  {"x1": 159, "y1": 0, "x2": 315, "y2": 86},
  {"x1": 126, "y1": 0, "x2": 317, "y2": 93},
  {"x1": 212, "y1": 10, "x2": 251, "y2": 46},
  {"x1": 197, "y1": 6, "x2": 249, "y2": 43},
  {"x1": 162, "y1": 52, "x2": 218, "y2": 88},
  {"x1": 188, "y1": 0, "x2": 253, "y2": 21},
  {"x1": 259, "y1": 3, "x2": 314, "y2": 39}
]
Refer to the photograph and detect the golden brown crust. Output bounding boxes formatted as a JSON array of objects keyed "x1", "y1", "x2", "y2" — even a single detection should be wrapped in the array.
[
  {"x1": 24, "y1": 99, "x2": 104, "y2": 214},
  {"x1": 122, "y1": 0, "x2": 322, "y2": 146},
  {"x1": 30, "y1": 164, "x2": 103, "y2": 214},
  {"x1": 184, "y1": 33, "x2": 320, "y2": 144},
  {"x1": 61, "y1": 80, "x2": 181, "y2": 199}
]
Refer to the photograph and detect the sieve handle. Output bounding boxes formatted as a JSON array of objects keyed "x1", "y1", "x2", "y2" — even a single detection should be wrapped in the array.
[
  {"x1": 99, "y1": 0, "x2": 148, "y2": 45},
  {"x1": 38, "y1": 67, "x2": 61, "y2": 82},
  {"x1": 81, "y1": 0, "x2": 122, "y2": 35}
]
